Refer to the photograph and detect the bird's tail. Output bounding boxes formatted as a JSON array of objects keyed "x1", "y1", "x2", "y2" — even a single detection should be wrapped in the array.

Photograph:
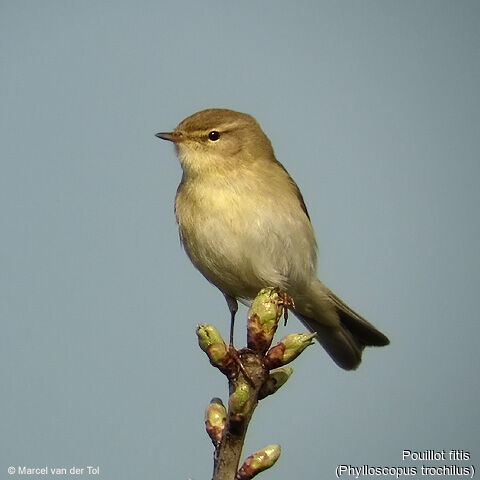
[{"x1": 293, "y1": 282, "x2": 389, "y2": 370}]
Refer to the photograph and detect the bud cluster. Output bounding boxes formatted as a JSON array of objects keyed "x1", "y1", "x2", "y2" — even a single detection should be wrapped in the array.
[{"x1": 197, "y1": 287, "x2": 315, "y2": 479}]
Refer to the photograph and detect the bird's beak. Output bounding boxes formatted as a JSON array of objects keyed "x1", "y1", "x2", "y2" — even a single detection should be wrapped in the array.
[{"x1": 155, "y1": 131, "x2": 182, "y2": 143}]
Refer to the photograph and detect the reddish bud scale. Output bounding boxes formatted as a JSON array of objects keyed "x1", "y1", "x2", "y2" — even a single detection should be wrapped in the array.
[{"x1": 264, "y1": 343, "x2": 286, "y2": 370}]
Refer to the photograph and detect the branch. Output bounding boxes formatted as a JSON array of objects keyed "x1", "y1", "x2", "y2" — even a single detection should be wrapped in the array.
[{"x1": 197, "y1": 288, "x2": 315, "y2": 480}]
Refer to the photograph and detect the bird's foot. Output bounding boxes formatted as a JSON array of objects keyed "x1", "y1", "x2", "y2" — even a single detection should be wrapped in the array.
[{"x1": 278, "y1": 292, "x2": 295, "y2": 326}]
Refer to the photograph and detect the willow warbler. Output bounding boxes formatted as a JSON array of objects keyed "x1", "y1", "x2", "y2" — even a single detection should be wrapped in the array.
[{"x1": 156, "y1": 108, "x2": 389, "y2": 370}]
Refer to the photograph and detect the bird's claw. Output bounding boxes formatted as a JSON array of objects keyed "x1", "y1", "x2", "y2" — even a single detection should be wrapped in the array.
[{"x1": 278, "y1": 292, "x2": 295, "y2": 326}]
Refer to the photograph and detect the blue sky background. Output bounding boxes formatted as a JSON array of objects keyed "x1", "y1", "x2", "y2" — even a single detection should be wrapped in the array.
[{"x1": 1, "y1": 1, "x2": 479, "y2": 479}]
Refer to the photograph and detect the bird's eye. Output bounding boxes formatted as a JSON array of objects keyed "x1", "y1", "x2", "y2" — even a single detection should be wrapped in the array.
[{"x1": 208, "y1": 131, "x2": 220, "y2": 141}]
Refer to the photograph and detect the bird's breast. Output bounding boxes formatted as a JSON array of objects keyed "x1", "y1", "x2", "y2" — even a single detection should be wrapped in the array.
[{"x1": 174, "y1": 171, "x2": 317, "y2": 298}]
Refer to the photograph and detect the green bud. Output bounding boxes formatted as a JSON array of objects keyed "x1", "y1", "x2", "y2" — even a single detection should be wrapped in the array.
[
  {"x1": 196, "y1": 324, "x2": 230, "y2": 371},
  {"x1": 197, "y1": 324, "x2": 225, "y2": 351},
  {"x1": 258, "y1": 367, "x2": 293, "y2": 399},
  {"x1": 247, "y1": 288, "x2": 283, "y2": 354},
  {"x1": 208, "y1": 342, "x2": 229, "y2": 365},
  {"x1": 229, "y1": 382, "x2": 250, "y2": 415},
  {"x1": 265, "y1": 333, "x2": 316, "y2": 369},
  {"x1": 205, "y1": 398, "x2": 226, "y2": 446},
  {"x1": 237, "y1": 444, "x2": 281, "y2": 480}
]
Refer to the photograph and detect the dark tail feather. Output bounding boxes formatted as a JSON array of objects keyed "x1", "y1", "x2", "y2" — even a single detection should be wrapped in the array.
[
  {"x1": 296, "y1": 290, "x2": 389, "y2": 370},
  {"x1": 296, "y1": 313, "x2": 363, "y2": 370},
  {"x1": 325, "y1": 289, "x2": 390, "y2": 347}
]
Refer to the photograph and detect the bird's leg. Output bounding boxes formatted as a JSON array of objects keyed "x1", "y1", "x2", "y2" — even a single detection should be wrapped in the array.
[
  {"x1": 223, "y1": 294, "x2": 255, "y2": 386},
  {"x1": 224, "y1": 294, "x2": 238, "y2": 348}
]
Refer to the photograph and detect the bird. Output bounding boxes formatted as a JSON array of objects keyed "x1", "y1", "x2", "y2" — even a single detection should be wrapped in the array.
[{"x1": 155, "y1": 108, "x2": 389, "y2": 370}]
